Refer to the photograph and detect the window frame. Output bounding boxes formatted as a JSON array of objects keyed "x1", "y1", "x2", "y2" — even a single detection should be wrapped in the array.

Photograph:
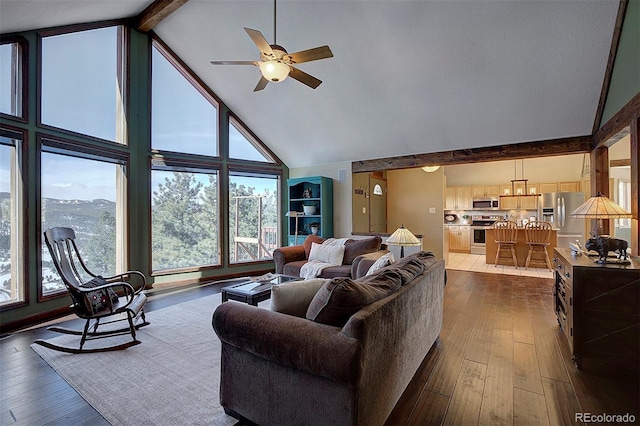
[
  {"x1": 0, "y1": 126, "x2": 28, "y2": 310},
  {"x1": 151, "y1": 38, "x2": 220, "y2": 158},
  {"x1": 37, "y1": 133, "x2": 129, "y2": 302},
  {"x1": 36, "y1": 22, "x2": 129, "y2": 145},
  {"x1": 228, "y1": 113, "x2": 279, "y2": 164},
  {"x1": 0, "y1": 35, "x2": 29, "y2": 122},
  {"x1": 150, "y1": 157, "x2": 222, "y2": 274},
  {"x1": 227, "y1": 166, "x2": 283, "y2": 266}
]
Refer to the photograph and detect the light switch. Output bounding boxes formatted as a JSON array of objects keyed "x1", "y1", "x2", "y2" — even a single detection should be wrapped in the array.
[
  {"x1": 362, "y1": 207, "x2": 367, "y2": 214},
  {"x1": 429, "y1": 207, "x2": 436, "y2": 213}
]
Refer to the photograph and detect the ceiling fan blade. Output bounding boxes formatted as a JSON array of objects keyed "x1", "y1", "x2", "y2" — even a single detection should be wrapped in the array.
[
  {"x1": 210, "y1": 61, "x2": 258, "y2": 66},
  {"x1": 244, "y1": 27, "x2": 274, "y2": 56},
  {"x1": 288, "y1": 46, "x2": 333, "y2": 64},
  {"x1": 254, "y1": 76, "x2": 269, "y2": 92},
  {"x1": 289, "y1": 67, "x2": 322, "y2": 89}
]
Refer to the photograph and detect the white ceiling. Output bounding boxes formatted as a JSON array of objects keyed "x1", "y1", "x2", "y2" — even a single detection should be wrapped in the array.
[{"x1": 0, "y1": 0, "x2": 620, "y2": 169}]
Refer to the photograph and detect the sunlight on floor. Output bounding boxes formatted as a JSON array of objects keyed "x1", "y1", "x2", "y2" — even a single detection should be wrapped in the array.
[{"x1": 446, "y1": 252, "x2": 554, "y2": 279}]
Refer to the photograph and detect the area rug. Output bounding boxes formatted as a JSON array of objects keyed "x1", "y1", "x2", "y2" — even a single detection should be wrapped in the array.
[{"x1": 31, "y1": 293, "x2": 241, "y2": 426}]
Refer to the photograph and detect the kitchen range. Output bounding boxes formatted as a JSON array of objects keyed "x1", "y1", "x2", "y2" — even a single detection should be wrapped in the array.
[{"x1": 470, "y1": 215, "x2": 501, "y2": 254}]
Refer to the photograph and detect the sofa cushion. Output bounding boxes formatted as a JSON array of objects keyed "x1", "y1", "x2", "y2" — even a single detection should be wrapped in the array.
[
  {"x1": 270, "y1": 278, "x2": 329, "y2": 318},
  {"x1": 306, "y1": 270, "x2": 402, "y2": 327},
  {"x1": 303, "y1": 235, "x2": 326, "y2": 258},
  {"x1": 370, "y1": 251, "x2": 437, "y2": 285},
  {"x1": 284, "y1": 262, "x2": 352, "y2": 279},
  {"x1": 365, "y1": 252, "x2": 395, "y2": 276},
  {"x1": 342, "y1": 236, "x2": 382, "y2": 265},
  {"x1": 309, "y1": 242, "x2": 345, "y2": 265}
]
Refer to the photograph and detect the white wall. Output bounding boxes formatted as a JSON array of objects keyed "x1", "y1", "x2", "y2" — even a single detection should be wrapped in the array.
[
  {"x1": 289, "y1": 161, "x2": 353, "y2": 238},
  {"x1": 387, "y1": 168, "x2": 445, "y2": 259}
]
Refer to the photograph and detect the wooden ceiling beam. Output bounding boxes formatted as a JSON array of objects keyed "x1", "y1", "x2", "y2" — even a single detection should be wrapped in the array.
[
  {"x1": 592, "y1": 0, "x2": 628, "y2": 134},
  {"x1": 351, "y1": 135, "x2": 593, "y2": 173},
  {"x1": 136, "y1": 0, "x2": 189, "y2": 33}
]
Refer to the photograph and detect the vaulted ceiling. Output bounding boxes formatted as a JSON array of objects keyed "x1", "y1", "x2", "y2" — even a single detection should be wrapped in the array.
[{"x1": 0, "y1": 0, "x2": 620, "y2": 169}]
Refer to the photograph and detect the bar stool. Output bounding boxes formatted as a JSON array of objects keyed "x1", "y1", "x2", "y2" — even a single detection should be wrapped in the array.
[
  {"x1": 524, "y1": 221, "x2": 553, "y2": 271},
  {"x1": 493, "y1": 220, "x2": 519, "y2": 268}
]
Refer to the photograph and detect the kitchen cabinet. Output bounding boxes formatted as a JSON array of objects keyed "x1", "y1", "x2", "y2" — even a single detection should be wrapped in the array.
[
  {"x1": 535, "y1": 181, "x2": 581, "y2": 194},
  {"x1": 445, "y1": 186, "x2": 472, "y2": 210},
  {"x1": 499, "y1": 195, "x2": 538, "y2": 210},
  {"x1": 558, "y1": 181, "x2": 580, "y2": 192},
  {"x1": 500, "y1": 195, "x2": 517, "y2": 209},
  {"x1": 472, "y1": 185, "x2": 500, "y2": 197},
  {"x1": 553, "y1": 248, "x2": 639, "y2": 369},
  {"x1": 448, "y1": 225, "x2": 470, "y2": 252},
  {"x1": 500, "y1": 184, "x2": 512, "y2": 196},
  {"x1": 519, "y1": 195, "x2": 538, "y2": 209},
  {"x1": 538, "y1": 182, "x2": 558, "y2": 193}
]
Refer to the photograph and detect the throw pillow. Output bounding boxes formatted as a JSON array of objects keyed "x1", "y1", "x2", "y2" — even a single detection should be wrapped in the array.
[
  {"x1": 303, "y1": 235, "x2": 326, "y2": 258},
  {"x1": 308, "y1": 242, "x2": 345, "y2": 265},
  {"x1": 79, "y1": 276, "x2": 118, "y2": 315},
  {"x1": 342, "y1": 236, "x2": 382, "y2": 265},
  {"x1": 366, "y1": 252, "x2": 395, "y2": 276},
  {"x1": 270, "y1": 278, "x2": 329, "y2": 317},
  {"x1": 306, "y1": 272, "x2": 402, "y2": 327}
]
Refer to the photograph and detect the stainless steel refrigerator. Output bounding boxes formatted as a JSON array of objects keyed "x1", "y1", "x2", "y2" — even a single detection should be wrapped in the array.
[{"x1": 538, "y1": 192, "x2": 585, "y2": 249}]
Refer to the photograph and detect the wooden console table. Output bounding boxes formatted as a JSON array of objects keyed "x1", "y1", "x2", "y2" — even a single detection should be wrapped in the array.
[{"x1": 553, "y1": 248, "x2": 639, "y2": 369}]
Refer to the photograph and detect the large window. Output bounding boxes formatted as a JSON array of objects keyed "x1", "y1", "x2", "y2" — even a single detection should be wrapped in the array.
[
  {"x1": 151, "y1": 43, "x2": 218, "y2": 156},
  {"x1": 229, "y1": 116, "x2": 274, "y2": 163},
  {"x1": 229, "y1": 172, "x2": 279, "y2": 264},
  {"x1": 151, "y1": 170, "x2": 220, "y2": 271},
  {"x1": 0, "y1": 41, "x2": 24, "y2": 118},
  {"x1": 40, "y1": 26, "x2": 126, "y2": 143},
  {"x1": 0, "y1": 134, "x2": 24, "y2": 306},
  {"x1": 40, "y1": 149, "x2": 123, "y2": 296}
]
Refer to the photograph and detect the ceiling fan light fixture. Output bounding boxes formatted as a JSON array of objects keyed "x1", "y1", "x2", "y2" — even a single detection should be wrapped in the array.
[{"x1": 259, "y1": 60, "x2": 290, "y2": 82}]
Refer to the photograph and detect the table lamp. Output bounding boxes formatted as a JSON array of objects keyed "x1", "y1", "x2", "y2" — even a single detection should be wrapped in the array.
[
  {"x1": 569, "y1": 192, "x2": 632, "y2": 263},
  {"x1": 386, "y1": 224, "x2": 421, "y2": 258},
  {"x1": 285, "y1": 211, "x2": 300, "y2": 245},
  {"x1": 569, "y1": 192, "x2": 631, "y2": 236}
]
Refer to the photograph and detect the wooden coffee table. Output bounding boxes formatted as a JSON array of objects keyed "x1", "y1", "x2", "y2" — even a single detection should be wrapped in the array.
[{"x1": 221, "y1": 274, "x2": 300, "y2": 306}]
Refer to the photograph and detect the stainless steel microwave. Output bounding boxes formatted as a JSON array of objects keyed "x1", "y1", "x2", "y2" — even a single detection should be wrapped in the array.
[{"x1": 472, "y1": 197, "x2": 500, "y2": 210}]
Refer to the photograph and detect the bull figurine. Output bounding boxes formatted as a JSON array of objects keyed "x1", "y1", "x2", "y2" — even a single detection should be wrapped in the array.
[{"x1": 584, "y1": 236, "x2": 629, "y2": 263}]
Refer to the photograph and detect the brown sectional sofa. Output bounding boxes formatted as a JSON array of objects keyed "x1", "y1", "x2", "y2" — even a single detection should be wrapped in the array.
[
  {"x1": 273, "y1": 235, "x2": 389, "y2": 279},
  {"x1": 212, "y1": 251, "x2": 446, "y2": 426}
]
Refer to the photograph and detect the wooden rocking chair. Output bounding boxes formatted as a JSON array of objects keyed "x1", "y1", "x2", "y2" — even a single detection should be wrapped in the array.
[{"x1": 33, "y1": 227, "x2": 150, "y2": 354}]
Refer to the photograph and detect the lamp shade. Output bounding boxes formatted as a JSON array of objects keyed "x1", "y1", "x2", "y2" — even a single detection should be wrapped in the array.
[
  {"x1": 569, "y1": 192, "x2": 631, "y2": 219},
  {"x1": 387, "y1": 225, "x2": 420, "y2": 258},
  {"x1": 386, "y1": 225, "x2": 421, "y2": 246},
  {"x1": 259, "y1": 61, "x2": 290, "y2": 82}
]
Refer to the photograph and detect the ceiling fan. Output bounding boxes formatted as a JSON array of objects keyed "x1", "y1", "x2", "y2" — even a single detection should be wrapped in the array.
[{"x1": 209, "y1": 0, "x2": 333, "y2": 92}]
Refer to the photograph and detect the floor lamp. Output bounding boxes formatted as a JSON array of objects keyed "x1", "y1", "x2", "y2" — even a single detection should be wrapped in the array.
[
  {"x1": 285, "y1": 211, "x2": 300, "y2": 245},
  {"x1": 386, "y1": 224, "x2": 421, "y2": 258}
]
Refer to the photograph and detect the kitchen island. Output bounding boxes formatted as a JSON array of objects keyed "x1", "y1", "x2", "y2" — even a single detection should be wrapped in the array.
[{"x1": 485, "y1": 228, "x2": 558, "y2": 268}]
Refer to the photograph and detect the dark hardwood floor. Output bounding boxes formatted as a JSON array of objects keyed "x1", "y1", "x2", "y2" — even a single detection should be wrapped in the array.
[{"x1": 1, "y1": 271, "x2": 638, "y2": 425}]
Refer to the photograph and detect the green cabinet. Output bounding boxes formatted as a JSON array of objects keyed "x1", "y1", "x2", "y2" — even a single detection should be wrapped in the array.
[{"x1": 286, "y1": 176, "x2": 333, "y2": 245}]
